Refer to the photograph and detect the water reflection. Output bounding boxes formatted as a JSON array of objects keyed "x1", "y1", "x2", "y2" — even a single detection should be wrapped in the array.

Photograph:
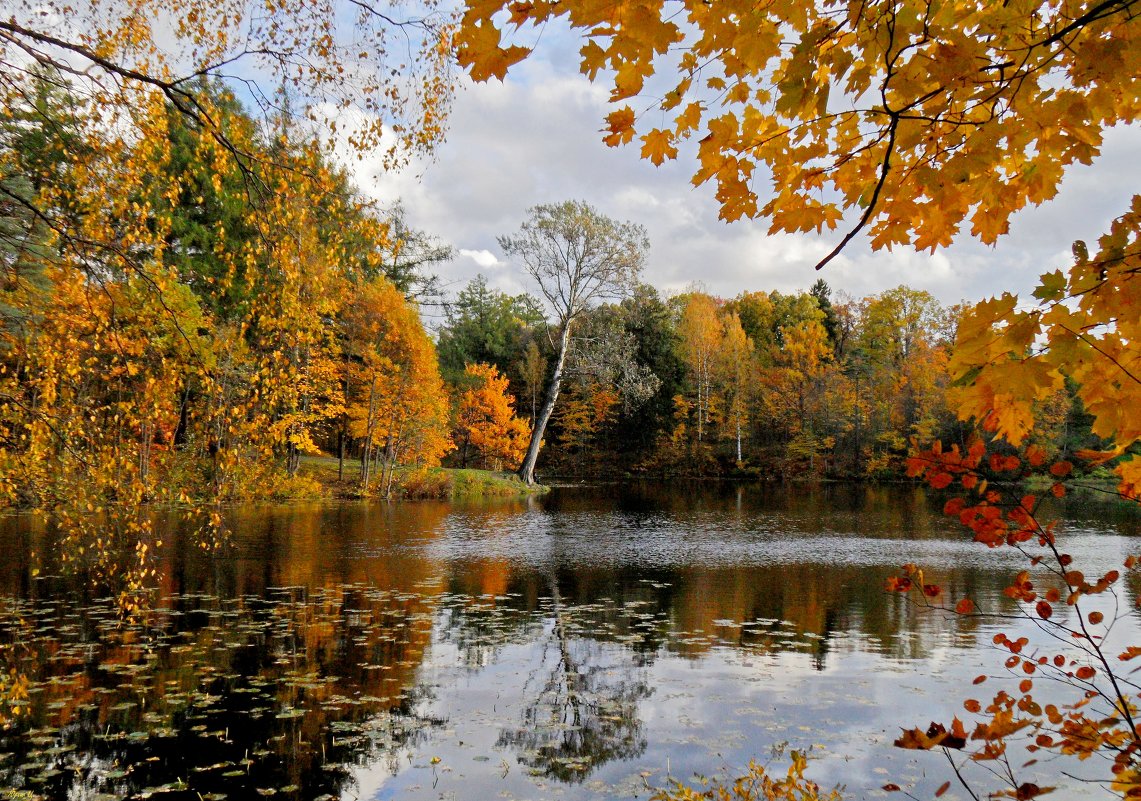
[
  {"x1": 0, "y1": 483, "x2": 1136, "y2": 800},
  {"x1": 495, "y1": 577, "x2": 651, "y2": 782}
]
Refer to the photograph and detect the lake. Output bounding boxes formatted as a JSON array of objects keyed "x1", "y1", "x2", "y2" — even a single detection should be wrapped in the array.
[{"x1": 0, "y1": 481, "x2": 1137, "y2": 801}]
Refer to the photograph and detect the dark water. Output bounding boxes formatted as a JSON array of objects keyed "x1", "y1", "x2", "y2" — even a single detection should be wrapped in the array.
[{"x1": 0, "y1": 482, "x2": 1137, "y2": 801}]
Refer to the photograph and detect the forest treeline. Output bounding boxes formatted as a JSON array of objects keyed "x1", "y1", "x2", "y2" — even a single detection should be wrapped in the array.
[
  {"x1": 0, "y1": 72, "x2": 1100, "y2": 519},
  {"x1": 437, "y1": 276, "x2": 1100, "y2": 479}
]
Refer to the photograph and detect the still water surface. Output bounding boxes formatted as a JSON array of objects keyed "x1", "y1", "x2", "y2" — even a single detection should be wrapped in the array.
[{"x1": 0, "y1": 482, "x2": 1138, "y2": 801}]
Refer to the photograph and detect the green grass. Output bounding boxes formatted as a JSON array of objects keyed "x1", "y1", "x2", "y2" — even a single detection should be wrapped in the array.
[
  {"x1": 296, "y1": 455, "x2": 546, "y2": 500},
  {"x1": 444, "y1": 467, "x2": 548, "y2": 498}
]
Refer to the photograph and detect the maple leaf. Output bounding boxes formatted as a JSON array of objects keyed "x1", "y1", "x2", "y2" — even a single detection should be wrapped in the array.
[
  {"x1": 457, "y1": 21, "x2": 531, "y2": 82},
  {"x1": 603, "y1": 106, "x2": 637, "y2": 146},
  {"x1": 639, "y1": 128, "x2": 678, "y2": 166},
  {"x1": 579, "y1": 39, "x2": 608, "y2": 80},
  {"x1": 1032, "y1": 270, "x2": 1067, "y2": 302}
]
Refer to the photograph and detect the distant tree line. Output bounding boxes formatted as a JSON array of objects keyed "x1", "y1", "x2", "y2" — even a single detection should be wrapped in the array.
[{"x1": 435, "y1": 276, "x2": 1102, "y2": 479}]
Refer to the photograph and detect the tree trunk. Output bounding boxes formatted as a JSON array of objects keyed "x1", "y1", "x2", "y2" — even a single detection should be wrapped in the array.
[
  {"x1": 518, "y1": 322, "x2": 572, "y2": 485},
  {"x1": 360, "y1": 379, "x2": 378, "y2": 492},
  {"x1": 383, "y1": 437, "x2": 400, "y2": 499},
  {"x1": 736, "y1": 412, "x2": 742, "y2": 463},
  {"x1": 697, "y1": 372, "x2": 704, "y2": 442},
  {"x1": 337, "y1": 426, "x2": 345, "y2": 482}
]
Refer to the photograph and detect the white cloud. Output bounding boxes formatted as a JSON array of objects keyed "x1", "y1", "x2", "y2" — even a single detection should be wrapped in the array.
[
  {"x1": 348, "y1": 25, "x2": 1141, "y2": 308},
  {"x1": 458, "y1": 248, "x2": 501, "y2": 269}
]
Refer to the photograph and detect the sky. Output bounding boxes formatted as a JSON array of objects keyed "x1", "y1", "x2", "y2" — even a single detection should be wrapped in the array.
[{"x1": 349, "y1": 22, "x2": 1140, "y2": 312}]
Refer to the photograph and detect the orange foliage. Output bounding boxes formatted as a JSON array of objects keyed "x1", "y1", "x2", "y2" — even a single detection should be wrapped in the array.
[{"x1": 454, "y1": 363, "x2": 531, "y2": 472}]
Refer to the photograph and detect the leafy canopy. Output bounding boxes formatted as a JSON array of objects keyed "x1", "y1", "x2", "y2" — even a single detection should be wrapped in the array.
[
  {"x1": 2, "y1": 0, "x2": 455, "y2": 170},
  {"x1": 458, "y1": 0, "x2": 1136, "y2": 262}
]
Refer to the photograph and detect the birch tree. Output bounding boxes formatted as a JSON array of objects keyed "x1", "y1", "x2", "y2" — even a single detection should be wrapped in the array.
[{"x1": 498, "y1": 201, "x2": 647, "y2": 484}]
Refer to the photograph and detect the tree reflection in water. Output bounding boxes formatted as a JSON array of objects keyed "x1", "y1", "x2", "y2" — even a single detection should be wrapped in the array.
[
  {"x1": 0, "y1": 585, "x2": 444, "y2": 801},
  {"x1": 497, "y1": 575, "x2": 652, "y2": 782}
]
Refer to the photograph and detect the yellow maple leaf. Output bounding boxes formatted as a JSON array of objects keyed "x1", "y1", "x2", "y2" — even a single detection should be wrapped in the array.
[
  {"x1": 674, "y1": 101, "x2": 703, "y2": 135},
  {"x1": 579, "y1": 39, "x2": 608, "y2": 80},
  {"x1": 639, "y1": 128, "x2": 678, "y2": 166},
  {"x1": 456, "y1": 21, "x2": 531, "y2": 82},
  {"x1": 602, "y1": 105, "x2": 637, "y2": 146}
]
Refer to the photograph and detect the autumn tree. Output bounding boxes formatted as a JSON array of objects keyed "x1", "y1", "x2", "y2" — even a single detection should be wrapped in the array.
[
  {"x1": 677, "y1": 292, "x2": 722, "y2": 444},
  {"x1": 498, "y1": 201, "x2": 648, "y2": 485},
  {"x1": 0, "y1": 0, "x2": 459, "y2": 539},
  {"x1": 854, "y1": 287, "x2": 958, "y2": 473},
  {"x1": 342, "y1": 278, "x2": 452, "y2": 495},
  {"x1": 454, "y1": 362, "x2": 531, "y2": 471},
  {"x1": 768, "y1": 320, "x2": 839, "y2": 474},
  {"x1": 718, "y1": 313, "x2": 754, "y2": 464}
]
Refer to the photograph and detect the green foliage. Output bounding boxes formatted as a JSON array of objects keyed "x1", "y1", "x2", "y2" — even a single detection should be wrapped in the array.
[
  {"x1": 437, "y1": 274, "x2": 545, "y2": 385},
  {"x1": 157, "y1": 80, "x2": 260, "y2": 321},
  {"x1": 0, "y1": 67, "x2": 85, "y2": 299}
]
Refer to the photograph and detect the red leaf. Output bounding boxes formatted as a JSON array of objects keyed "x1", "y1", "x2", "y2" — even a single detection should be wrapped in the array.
[
  {"x1": 1027, "y1": 445, "x2": 1046, "y2": 467},
  {"x1": 935, "y1": 781, "x2": 951, "y2": 797},
  {"x1": 929, "y1": 472, "x2": 953, "y2": 489}
]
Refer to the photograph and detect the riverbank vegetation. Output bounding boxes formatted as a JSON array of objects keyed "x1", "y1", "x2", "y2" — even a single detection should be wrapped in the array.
[
  {"x1": 2, "y1": 70, "x2": 1105, "y2": 522},
  {"x1": 438, "y1": 274, "x2": 1110, "y2": 483},
  {"x1": 0, "y1": 69, "x2": 545, "y2": 517},
  {"x1": 0, "y1": 66, "x2": 1114, "y2": 526}
]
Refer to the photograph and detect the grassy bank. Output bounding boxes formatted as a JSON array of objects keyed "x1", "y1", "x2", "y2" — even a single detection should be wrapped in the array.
[{"x1": 296, "y1": 455, "x2": 547, "y2": 500}]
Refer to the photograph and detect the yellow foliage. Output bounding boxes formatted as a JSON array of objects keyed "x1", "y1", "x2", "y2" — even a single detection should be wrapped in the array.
[
  {"x1": 949, "y1": 198, "x2": 1141, "y2": 498},
  {"x1": 459, "y1": 0, "x2": 1138, "y2": 253},
  {"x1": 0, "y1": 62, "x2": 453, "y2": 595},
  {"x1": 651, "y1": 753, "x2": 841, "y2": 801},
  {"x1": 455, "y1": 362, "x2": 531, "y2": 471},
  {"x1": 344, "y1": 279, "x2": 453, "y2": 492}
]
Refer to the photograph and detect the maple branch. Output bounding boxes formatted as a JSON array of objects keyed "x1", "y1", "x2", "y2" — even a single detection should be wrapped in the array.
[
  {"x1": 1028, "y1": 0, "x2": 1139, "y2": 52},
  {"x1": 1058, "y1": 324, "x2": 1141, "y2": 388},
  {"x1": 944, "y1": 749, "x2": 981, "y2": 801},
  {"x1": 814, "y1": 114, "x2": 898, "y2": 271}
]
